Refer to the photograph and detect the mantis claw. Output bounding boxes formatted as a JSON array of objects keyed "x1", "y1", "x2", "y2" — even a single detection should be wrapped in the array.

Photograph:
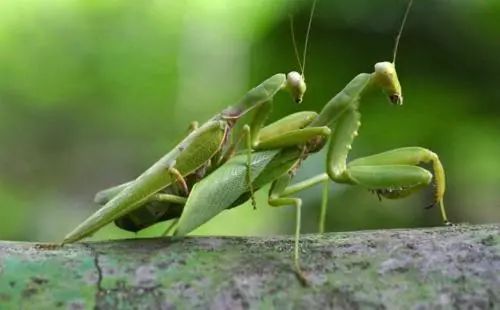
[
  {"x1": 167, "y1": 164, "x2": 189, "y2": 196},
  {"x1": 294, "y1": 266, "x2": 309, "y2": 287}
]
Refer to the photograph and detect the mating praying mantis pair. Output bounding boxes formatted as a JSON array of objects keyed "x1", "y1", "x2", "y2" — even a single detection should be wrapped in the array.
[{"x1": 63, "y1": 0, "x2": 450, "y2": 284}]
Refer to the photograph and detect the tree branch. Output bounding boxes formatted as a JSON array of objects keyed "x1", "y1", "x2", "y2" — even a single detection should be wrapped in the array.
[{"x1": 0, "y1": 224, "x2": 499, "y2": 309}]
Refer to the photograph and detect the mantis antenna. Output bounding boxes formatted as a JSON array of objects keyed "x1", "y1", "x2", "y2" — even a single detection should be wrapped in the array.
[
  {"x1": 289, "y1": 14, "x2": 304, "y2": 75},
  {"x1": 392, "y1": 0, "x2": 414, "y2": 64},
  {"x1": 289, "y1": 0, "x2": 318, "y2": 79}
]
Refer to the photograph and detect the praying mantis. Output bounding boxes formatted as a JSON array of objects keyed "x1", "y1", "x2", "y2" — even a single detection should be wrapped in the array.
[{"x1": 63, "y1": 0, "x2": 450, "y2": 284}]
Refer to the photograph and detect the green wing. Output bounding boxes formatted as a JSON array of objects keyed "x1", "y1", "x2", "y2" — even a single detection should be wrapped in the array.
[
  {"x1": 175, "y1": 150, "x2": 279, "y2": 235},
  {"x1": 175, "y1": 147, "x2": 302, "y2": 235}
]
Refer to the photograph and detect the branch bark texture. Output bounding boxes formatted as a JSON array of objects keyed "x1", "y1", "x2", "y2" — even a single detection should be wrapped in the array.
[{"x1": 0, "y1": 224, "x2": 499, "y2": 309}]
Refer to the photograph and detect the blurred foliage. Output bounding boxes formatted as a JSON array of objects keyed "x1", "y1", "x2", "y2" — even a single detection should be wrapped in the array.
[{"x1": 0, "y1": 0, "x2": 499, "y2": 242}]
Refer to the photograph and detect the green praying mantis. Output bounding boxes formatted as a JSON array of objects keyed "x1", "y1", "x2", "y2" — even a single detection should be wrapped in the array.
[{"x1": 63, "y1": 0, "x2": 450, "y2": 284}]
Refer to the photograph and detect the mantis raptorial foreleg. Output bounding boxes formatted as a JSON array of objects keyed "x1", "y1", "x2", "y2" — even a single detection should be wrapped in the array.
[
  {"x1": 237, "y1": 108, "x2": 329, "y2": 208},
  {"x1": 322, "y1": 104, "x2": 449, "y2": 225},
  {"x1": 346, "y1": 147, "x2": 448, "y2": 223}
]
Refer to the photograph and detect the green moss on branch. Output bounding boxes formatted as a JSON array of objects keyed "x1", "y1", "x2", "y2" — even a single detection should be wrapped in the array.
[{"x1": 0, "y1": 224, "x2": 499, "y2": 309}]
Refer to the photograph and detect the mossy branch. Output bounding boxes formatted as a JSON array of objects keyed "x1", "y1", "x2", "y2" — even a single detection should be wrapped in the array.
[{"x1": 0, "y1": 224, "x2": 499, "y2": 309}]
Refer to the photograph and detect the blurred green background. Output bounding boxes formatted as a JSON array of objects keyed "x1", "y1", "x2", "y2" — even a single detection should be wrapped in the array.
[{"x1": 1, "y1": 0, "x2": 499, "y2": 242}]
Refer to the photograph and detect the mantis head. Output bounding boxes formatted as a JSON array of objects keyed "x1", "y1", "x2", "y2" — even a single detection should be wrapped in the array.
[
  {"x1": 286, "y1": 71, "x2": 307, "y2": 103},
  {"x1": 286, "y1": 0, "x2": 316, "y2": 104},
  {"x1": 372, "y1": 0, "x2": 413, "y2": 106},
  {"x1": 373, "y1": 62, "x2": 403, "y2": 106}
]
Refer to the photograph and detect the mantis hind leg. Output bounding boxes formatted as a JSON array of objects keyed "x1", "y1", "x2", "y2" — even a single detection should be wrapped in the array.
[
  {"x1": 344, "y1": 147, "x2": 450, "y2": 225},
  {"x1": 319, "y1": 179, "x2": 329, "y2": 233}
]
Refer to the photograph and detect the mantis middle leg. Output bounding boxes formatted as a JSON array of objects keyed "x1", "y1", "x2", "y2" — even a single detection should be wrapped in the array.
[{"x1": 267, "y1": 171, "x2": 332, "y2": 285}]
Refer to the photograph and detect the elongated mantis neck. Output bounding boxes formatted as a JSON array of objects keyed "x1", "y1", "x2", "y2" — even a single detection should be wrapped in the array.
[
  {"x1": 221, "y1": 71, "x2": 306, "y2": 120},
  {"x1": 310, "y1": 62, "x2": 402, "y2": 128},
  {"x1": 309, "y1": 73, "x2": 371, "y2": 128},
  {"x1": 220, "y1": 73, "x2": 289, "y2": 120}
]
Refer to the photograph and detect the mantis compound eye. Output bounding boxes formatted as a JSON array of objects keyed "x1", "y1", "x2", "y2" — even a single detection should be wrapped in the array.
[
  {"x1": 389, "y1": 94, "x2": 403, "y2": 105},
  {"x1": 286, "y1": 71, "x2": 306, "y2": 103}
]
